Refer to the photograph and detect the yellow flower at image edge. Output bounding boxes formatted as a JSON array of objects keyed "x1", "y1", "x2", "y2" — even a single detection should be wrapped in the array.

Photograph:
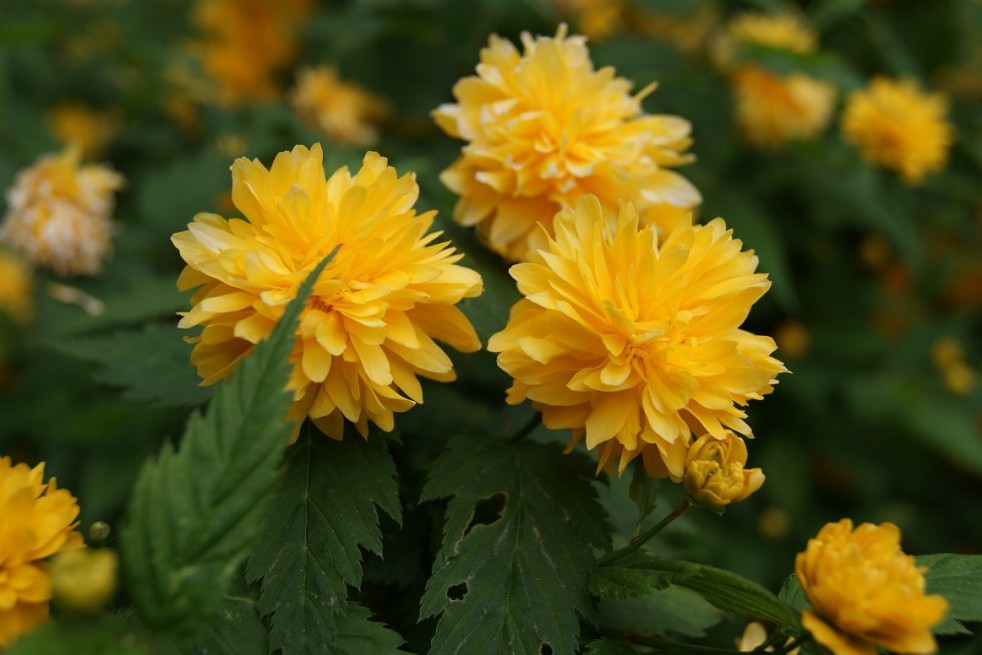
[
  {"x1": 488, "y1": 195, "x2": 786, "y2": 479},
  {"x1": 683, "y1": 432, "x2": 764, "y2": 511},
  {"x1": 173, "y1": 144, "x2": 483, "y2": 440},
  {"x1": 796, "y1": 519, "x2": 948, "y2": 655},
  {"x1": 0, "y1": 457, "x2": 84, "y2": 647}
]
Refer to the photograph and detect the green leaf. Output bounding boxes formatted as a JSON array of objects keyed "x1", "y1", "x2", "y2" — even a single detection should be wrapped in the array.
[
  {"x1": 919, "y1": 554, "x2": 982, "y2": 635},
  {"x1": 333, "y1": 603, "x2": 405, "y2": 654},
  {"x1": 598, "y1": 586, "x2": 723, "y2": 638},
  {"x1": 590, "y1": 562, "x2": 674, "y2": 600},
  {"x1": 136, "y1": 150, "x2": 231, "y2": 237},
  {"x1": 6, "y1": 618, "x2": 145, "y2": 655},
  {"x1": 120, "y1": 252, "x2": 336, "y2": 634},
  {"x1": 246, "y1": 425, "x2": 400, "y2": 654},
  {"x1": 777, "y1": 574, "x2": 810, "y2": 612},
  {"x1": 47, "y1": 323, "x2": 211, "y2": 408},
  {"x1": 598, "y1": 557, "x2": 799, "y2": 628},
  {"x1": 420, "y1": 435, "x2": 611, "y2": 655},
  {"x1": 158, "y1": 594, "x2": 269, "y2": 655},
  {"x1": 628, "y1": 463, "x2": 660, "y2": 534}
]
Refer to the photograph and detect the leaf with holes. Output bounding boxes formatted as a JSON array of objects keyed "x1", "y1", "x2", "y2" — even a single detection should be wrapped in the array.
[
  {"x1": 246, "y1": 425, "x2": 400, "y2": 654},
  {"x1": 420, "y1": 435, "x2": 611, "y2": 655}
]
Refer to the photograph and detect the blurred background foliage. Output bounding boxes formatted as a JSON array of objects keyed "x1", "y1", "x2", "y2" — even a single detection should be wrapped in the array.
[{"x1": 0, "y1": 0, "x2": 979, "y2": 652}]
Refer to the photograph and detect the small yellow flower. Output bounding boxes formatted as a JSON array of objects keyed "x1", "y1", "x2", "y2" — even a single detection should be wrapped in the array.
[
  {"x1": 0, "y1": 147, "x2": 124, "y2": 276},
  {"x1": 290, "y1": 67, "x2": 388, "y2": 147},
  {"x1": 488, "y1": 195, "x2": 786, "y2": 479},
  {"x1": 725, "y1": 13, "x2": 816, "y2": 57},
  {"x1": 47, "y1": 103, "x2": 117, "y2": 159},
  {"x1": 434, "y1": 25, "x2": 700, "y2": 261},
  {"x1": 551, "y1": 0, "x2": 625, "y2": 40},
  {"x1": 0, "y1": 457, "x2": 84, "y2": 647},
  {"x1": 842, "y1": 78, "x2": 952, "y2": 185},
  {"x1": 774, "y1": 320, "x2": 810, "y2": 359},
  {"x1": 0, "y1": 251, "x2": 33, "y2": 324},
  {"x1": 796, "y1": 519, "x2": 948, "y2": 655},
  {"x1": 50, "y1": 548, "x2": 118, "y2": 613},
  {"x1": 683, "y1": 432, "x2": 764, "y2": 511},
  {"x1": 173, "y1": 144, "x2": 483, "y2": 440},
  {"x1": 737, "y1": 621, "x2": 798, "y2": 653}
]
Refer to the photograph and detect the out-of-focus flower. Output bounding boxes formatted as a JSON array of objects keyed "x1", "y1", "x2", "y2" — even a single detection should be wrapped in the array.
[
  {"x1": 931, "y1": 338, "x2": 975, "y2": 396},
  {"x1": 720, "y1": 12, "x2": 816, "y2": 61},
  {"x1": 931, "y1": 337, "x2": 964, "y2": 369},
  {"x1": 683, "y1": 432, "x2": 764, "y2": 511},
  {"x1": 47, "y1": 104, "x2": 117, "y2": 159},
  {"x1": 858, "y1": 234, "x2": 892, "y2": 270},
  {"x1": 191, "y1": 0, "x2": 311, "y2": 104},
  {"x1": 0, "y1": 457, "x2": 84, "y2": 648},
  {"x1": 635, "y1": 3, "x2": 721, "y2": 55},
  {"x1": 173, "y1": 144, "x2": 483, "y2": 439},
  {"x1": 488, "y1": 196, "x2": 786, "y2": 479},
  {"x1": 758, "y1": 506, "x2": 791, "y2": 540},
  {"x1": 842, "y1": 77, "x2": 952, "y2": 186},
  {"x1": 796, "y1": 519, "x2": 948, "y2": 655},
  {"x1": 434, "y1": 25, "x2": 700, "y2": 261},
  {"x1": 551, "y1": 0, "x2": 625, "y2": 40},
  {"x1": 774, "y1": 320, "x2": 810, "y2": 359},
  {"x1": 0, "y1": 251, "x2": 33, "y2": 324},
  {"x1": 0, "y1": 147, "x2": 124, "y2": 276},
  {"x1": 49, "y1": 548, "x2": 118, "y2": 613},
  {"x1": 737, "y1": 621, "x2": 799, "y2": 653},
  {"x1": 290, "y1": 67, "x2": 388, "y2": 147}
]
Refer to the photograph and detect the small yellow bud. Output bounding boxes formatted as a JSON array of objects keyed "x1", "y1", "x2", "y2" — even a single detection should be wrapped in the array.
[
  {"x1": 683, "y1": 432, "x2": 765, "y2": 512},
  {"x1": 49, "y1": 548, "x2": 118, "y2": 613}
]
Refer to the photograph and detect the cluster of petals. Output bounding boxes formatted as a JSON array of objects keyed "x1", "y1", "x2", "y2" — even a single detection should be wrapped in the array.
[
  {"x1": 0, "y1": 457, "x2": 84, "y2": 647},
  {"x1": 433, "y1": 25, "x2": 700, "y2": 262},
  {"x1": 842, "y1": 77, "x2": 952, "y2": 185},
  {"x1": 488, "y1": 195, "x2": 785, "y2": 479},
  {"x1": 290, "y1": 66, "x2": 388, "y2": 147},
  {"x1": 0, "y1": 147, "x2": 124, "y2": 276},
  {"x1": 173, "y1": 144, "x2": 483, "y2": 440},
  {"x1": 796, "y1": 519, "x2": 948, "y2": 655}
]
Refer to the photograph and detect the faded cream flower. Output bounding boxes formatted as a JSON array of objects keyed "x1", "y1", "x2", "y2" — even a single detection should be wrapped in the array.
[
  {"x1": 488, "y1": 196, "x2": 785, "y2": 479},
  {"x1": 796, "y1": 519, "x2": 948, "y2": 655},
  {"x1": 683, "y1": 432, "x2": 764, "y2": 511},
  {"x1": 290, "y1": 66, "x2": 387, "y2": 146},
  {"x1": 173, "y1": 144, "x2": 483, "y2": 439},
  {"x1": 842, "y1": 78, "x2": 952, "y2": 185},
  {"x1": 0, "y1": 251, "x2": 33, "y2": 324},
  {"x1": 0, "y1": 147, "x2": 123, "y2": 276},
  {"x1": 434, "y1": 25, "x2": 700, "y2": 261}
]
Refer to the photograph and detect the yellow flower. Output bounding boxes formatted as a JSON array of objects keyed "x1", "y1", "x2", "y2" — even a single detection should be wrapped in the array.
[
  {"x1": 796, "y1": 519, "x2": 948, "y2": 655},
  {"x1": 842, "y1": 77, "x2": 952, "y2": 185},
  {"x1": 683, "y1": 432, "x2": 764, "y2": 511},
  {"x1": 290, "y1": 67, "x2": 388, "y2": 147},
  {"x1": 434, "y1": 25, "x2": 700, "y2": 262},
  {"x1": 725, "y1": 13, "x2": 816, "y2": 57},
  {"x1": 0, "y1": 457, "x2": 84, "y2": 648},
  {"x1": 551, "y1": 0, "x2": 625, "y2": 40},
  {"x1": 774, "y1": 320, "x2": 810, "y2": 359},
  {"x1": 47, "y1": 103, "x2": 117, "y2": 159},
  {"x1": 487, "y1": 196, "x2": 786, "y2": 479},
  {"x1": 191, "y1": 0, "x2": 311, "y2": 104},
  {"x1": 0, "y1": 251, "x2": 33, "y2": 324},
  {"x1": 50, "y1": 548, "x2": 118, "y2": 613},
  {"x1": 0, "y1": 146, "x2": 124, "y2": 276},
  {"x1": 173, "y1": 144, "x2": 483, "y2": 439}
]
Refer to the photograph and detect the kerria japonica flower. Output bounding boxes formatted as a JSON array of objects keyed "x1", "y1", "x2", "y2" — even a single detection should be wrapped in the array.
[
  {"x1": 488, "y1": 195, "x2": 786, "y2": 479},
  {"x1": 796, "y1": 519, "x2": 948, "y2": 655},
  {"x1": 290, "y1": 66, "x2": 388, "y2": 147},
  {"x1": 842, "y1": 77, "x2": 952, "y2": 186},
  {"x1": 0, "y1": 457, "x2": 84, "y2": 648},
  {"x1": 0, "y1": 147, "x2": 124, "y2": 276},
  {"x1": 434, "y1": 24, "x2": 700, "y2": 262},
  {"x1": 173, "y1": 144, "x2": 483, "y2": 440}
]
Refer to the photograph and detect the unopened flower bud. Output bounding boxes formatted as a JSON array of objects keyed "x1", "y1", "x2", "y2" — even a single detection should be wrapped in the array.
[
  {"x1": 50, "y1": 548, "x2": 118, "y2": 613},
  {"x1": 683, "y1": 432, "x2": 764, "y2": 512}
]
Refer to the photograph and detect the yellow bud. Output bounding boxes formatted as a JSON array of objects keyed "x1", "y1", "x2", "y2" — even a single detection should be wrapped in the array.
[
  {"x1": 683, "y1": 432, "x2": 765, "y2": 512},
  {"x1": 50, "y1": 548, "x2": 118, "y2": 613}
]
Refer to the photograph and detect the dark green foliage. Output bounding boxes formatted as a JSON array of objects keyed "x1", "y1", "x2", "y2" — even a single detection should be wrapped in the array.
[{"x1": 920, "y1": 555, "x2": 982, "y2": 635}]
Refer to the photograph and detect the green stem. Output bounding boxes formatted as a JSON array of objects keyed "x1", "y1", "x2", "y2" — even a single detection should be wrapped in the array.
[
  {"x1": 506, "y1": 412, "x2": 541, "y2": 443},
  {"x1": 599, "y1": 627, "x2": 746, "y2": 654},
  {"x1": 599, "y1": 501, "x2": 691, "y2": 566}
]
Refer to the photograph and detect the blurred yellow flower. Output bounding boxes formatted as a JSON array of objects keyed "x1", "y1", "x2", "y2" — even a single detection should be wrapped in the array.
[
  {"x1": 488, "y1": 196, "x2": 785, "y2": 479},
  {"x1": 434, "y1": 25, "x2": 700, "y2": 261},
  {"x1": 290, "y1": 67, "x2": 387, "y2": 147},
  {"x1": 0, "y1": 457, "x2": 84, "y2": 648},
  {"x1": 0, "y1": 251, "x2": 33, "y2": 324},
  {"x1": 683, "y1": 432, "x2": 764, "y2": 511},
  {"x1": 0, "y1": 147, "x2": 124, "y2": 276},
  {"x1": 796, "y1": 519, "x2": 948, "y2": 655},
  {"x1": 724, "y1": 12, "x2": 816, "y2": 57},
  {"x1": 191, "y1": 0, "x2": 311, "y2": 104},
  {"x1": 551, "y1": 0, "x2": 625, "y2": 40},
  {"x1": 50, "y1": 548, "x2": 118, "y2": 613},
  {"x1": 842, "y1": 77, "x2": 952, "y2": 185},
  {"x1": 173, "y1": 144, "x2": 483, "y2": 439},
  {"x1": 774, "y1": 320, "x2": 810, "y2": 359},
  {"x1": 47, "y1": 103, "x2": 117, "y2": 159}
]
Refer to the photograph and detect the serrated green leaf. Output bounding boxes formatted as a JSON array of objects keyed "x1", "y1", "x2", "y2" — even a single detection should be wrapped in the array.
[
  {"x1": 46, "y1": 323, "x2": 211, "y2": 408},
  {"x1": 158, "y1": 594, "x2": 269, "y2": 655},
  {"x1": 333, "y1": 603, "x2": 405, "y2": 654},
  {"x1": 598, "y1": 585, "x2": 722, "y2": 639},
  {"x1": 120, "y1": 253, "x2": 335, "y2": 635},
  {"x1": 777, "y1": 574, "x2": 810, "y2": 612},
  {"x1": 246, "y1": 425, "x2": 400, "y2": 655},
  {"x1": 6, "y1": 617, "x2": 145, "y2": 655},
  {"x1": 590, "y1": 563, "x2": 674, "y2": 599},
  {"x1": 628, "y1": 463, "x2": 659, "y2": 534},
  {"x1": 582, "y1": 639, "x2": 637, "y2": 655},
  {"x1": 420, "y1": 435, "x2": 611, "y2": 655},
  {"x1": 919, "y1": 554, "x2": 982, "y2": 635}
]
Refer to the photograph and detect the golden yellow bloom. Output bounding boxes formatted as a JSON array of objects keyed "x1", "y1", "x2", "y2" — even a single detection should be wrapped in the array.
[
  {"x1": 683, "y1": 432, "x2": 764, "y2": 511},
  {"x1": 0, "y1": 251, "x2": 33, "y2": 324},
  {"x1": 488, "y1": 196, "x2": 786, "y2": 479},
  {"x1": 191, "y1": 0, "x2": 311, "y2": 104},
  {"x1": 434, "y1": 25, "x2": 700, "y2": 262},
  {"x1": 50, "y1": 548, "x2": 118, "y2": 613},
  {"x1": 796, "y1": 519, "x2": 948, "y2": 655},
  {"x1": 47, "y1": 103, "x2": 117, "y2": 159},
  {"x1": 290, "y1": 67, "x2": 387, "y2": 147},
  {"x1": 0, "y1": 147, "x2": 124, "y2": 276},
  {"x1": 725, "y1": 13, "x2": 816, "y2": 57},
  {"x1": 0, "y1": 457, "x2": 84, "y2": 647},
  {"x1": 842, "y1": 77, "x2": 952, "y2": 185},
  {"x1": 732, "y1": 67, "x2": 836, "y2": 149},
  {"x1": 173, "y1": 144, "x2": 483, "y2": 439}
]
